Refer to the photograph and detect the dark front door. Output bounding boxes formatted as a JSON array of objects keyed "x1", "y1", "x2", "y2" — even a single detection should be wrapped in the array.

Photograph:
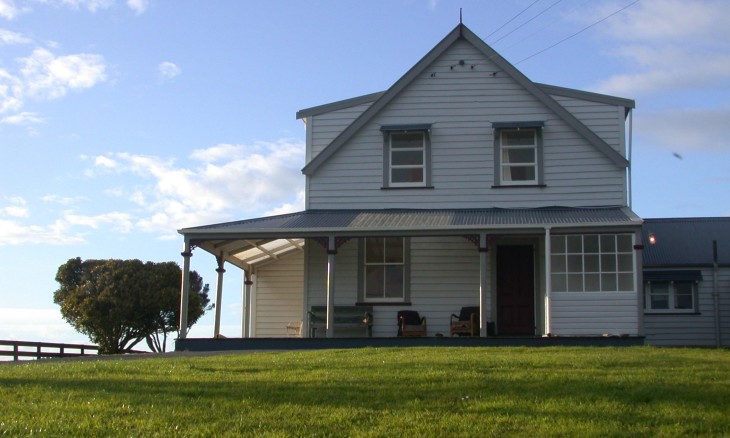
[{"x1": 497, "y1": 245, "x2": 535, "y2": 335}]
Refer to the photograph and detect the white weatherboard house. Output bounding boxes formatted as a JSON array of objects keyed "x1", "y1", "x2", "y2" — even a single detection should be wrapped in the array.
[{"x1": 178, "y1": 23, "x2": 649, "y2": 345}]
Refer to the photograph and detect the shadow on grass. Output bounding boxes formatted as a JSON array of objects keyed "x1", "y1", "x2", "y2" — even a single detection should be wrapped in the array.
[{"x1": 1, "y1": 347, "x2": 729, "y2": 435}]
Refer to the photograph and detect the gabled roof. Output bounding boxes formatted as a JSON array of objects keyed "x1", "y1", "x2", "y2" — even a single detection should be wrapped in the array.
[
  {"x1": 642, "y1": 217, "x2": 730, "y2": 267},
  {"x1": 301, "y1": 23, "x2": 629, "y2": 176}
]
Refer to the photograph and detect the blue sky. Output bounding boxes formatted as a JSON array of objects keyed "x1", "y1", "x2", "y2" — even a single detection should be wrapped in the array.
[{"x1": 1, "y1": 0, "x2": 728, "y2": 349}]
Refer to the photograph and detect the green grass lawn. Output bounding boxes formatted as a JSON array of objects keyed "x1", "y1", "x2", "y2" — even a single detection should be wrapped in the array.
[{"x1": 1, "y1": 346, "x2": 729, "y2": 437}]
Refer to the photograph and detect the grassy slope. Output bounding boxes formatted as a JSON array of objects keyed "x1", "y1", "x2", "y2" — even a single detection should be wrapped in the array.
[{"x1": 1, "y1": 346, "x2": 729, "y2": 437}]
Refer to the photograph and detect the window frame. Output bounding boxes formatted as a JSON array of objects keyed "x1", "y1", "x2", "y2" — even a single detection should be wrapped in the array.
[
  {"x1": 493, "y1": 121, "x2": 544, "y2": 187},
  {"x1": 381, "y1": 125, "x2": 431, "y2": 189},
  {"x1": 358, "y1": 237, "x2": 411, "y2": 304},
  {"x1": 550, "y1": 233, "x2": 635, "y2": 293},
  {"x1": 643, "y1": 280, "x2": 698, "y2": 314}
]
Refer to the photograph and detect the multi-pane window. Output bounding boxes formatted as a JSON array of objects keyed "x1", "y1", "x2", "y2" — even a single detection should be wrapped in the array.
[
  {"x1": 551, "y1": 234, "x2": 634, "y2": 292},
  {"x1": 499, "y1": 128, "x2": 537, "y2": 184},
  {"x1": 644, "y1": 281, "x2": 696, "y2": 313},
  {"x1": 389, "y1": 132, "x2": 426, "y2": 186},
  {"x1": 364, "y1": 237, "x2": 405, "y2": 301}
]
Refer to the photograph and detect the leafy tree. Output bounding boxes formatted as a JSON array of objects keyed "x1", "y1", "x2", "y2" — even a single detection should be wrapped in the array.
[{"x1": 54, "y1": 258, "x2": 210, "y2": 354}]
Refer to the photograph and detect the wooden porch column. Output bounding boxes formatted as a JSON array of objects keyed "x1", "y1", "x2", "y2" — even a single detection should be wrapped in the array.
[
  {"x1": 178, "y1": 240, "x2": 192, "y2": 339},
  {"x1": 213, "y1": 256, "x2": 225, "y2": 338},
  {"x1": 479, "y1": 233, "x2": 489, "y2": 337},
  {"x1": 241, "y1": 270, "x2": 253, "y2": 338},
  {"x1": 544, "y1": 227, "x2": 552, "y2": 336},
  {"x1": 326, "y1": 236, "x2": 337, "y2": 338}
]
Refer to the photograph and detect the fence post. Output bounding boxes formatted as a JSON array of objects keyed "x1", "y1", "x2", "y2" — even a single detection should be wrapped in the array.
[
  {"x1": 36, "y1": 344, "x2": 41, "y2": 360},
  {"x1": 14, "y1": 343, "x2": 18, "y2": 361}
]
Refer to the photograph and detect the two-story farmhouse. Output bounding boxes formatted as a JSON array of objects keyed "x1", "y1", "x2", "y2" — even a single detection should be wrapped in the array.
[{"x1": 176, "y1": 23, "x2": 728, "y2": 347}]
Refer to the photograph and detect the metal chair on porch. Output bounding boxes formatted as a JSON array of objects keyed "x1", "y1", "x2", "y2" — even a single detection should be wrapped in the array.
[
  {"x1": 397, "y1": 310, "x2": 427, "y2": 337},
  {"x1": 450, "y1": 306, "x2": 479, "y2": 336}
]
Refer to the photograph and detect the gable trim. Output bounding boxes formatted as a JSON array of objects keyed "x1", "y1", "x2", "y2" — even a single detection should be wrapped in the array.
[
  {"x1": 296, "y1": 91, "x2": 384, "y2": 119},
  {"x1": 302, "y1": 23, "x2": 629, "y2": 176},
  {"x1": 537, "y1": 83, "x2": 635, "y2": 117}
]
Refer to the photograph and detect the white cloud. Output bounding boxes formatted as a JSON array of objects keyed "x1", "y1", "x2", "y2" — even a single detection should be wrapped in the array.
[
  {"x1": 52, "y1": 0, "x2": 115, "y2": 13},
  {"x1": 126, "y1": 0, "x2": 147, "y2": 15},
  {"x1": 599, "y1": 0, "x2": 730, "y2": 44},
  {"x1": 264, "y1": 189, "x2": 305, "y2": 216},
  {"x1": 637, "y1": 106, "x2": 730, "y2": 153},
  {"x1": 41, "y1": 194, "x2": 85, "y2": 205},
  {"x1": 190, "y1": 143, "x2": 244, "y2": 162},
  {"x1": 585, "y1": 0, "x2": 730, "y2": 97},
  {"x1": 1, "y1": 196, "x2": 28, "y2": 217},
  {"x1": 158, "y1": 61, "x2": 181, "y2": 80},
  {"x1": 0, "y1": 0, "x2": 25, "y2": 20},
  {"x1": 20, "y1": 48, "x2": 107, "y2": 99},
  {"x1": 87, "y1": 139, "x2": 305, "y2": 234},
  {"x1": 0, "y1": 218, "x2": 86, "y2": 245},
  {"x1": 94, "y1": 155, "x2": 117, "y2": 168},
  {"x1": 0, "y1": 110, "x2": 43, "y2": 124},
  {"x1": 0, "y1": 307, "x2": 88, "y2": 348},
  {"x1": 0, "y1": 68, "x2": 23, "y2": 113},
  {"x1": 0, "y1": 28, "x2": 31, "y2": 44},
  {"x1": 64, "y1": 211, "x2": 134, "y2": 232}
]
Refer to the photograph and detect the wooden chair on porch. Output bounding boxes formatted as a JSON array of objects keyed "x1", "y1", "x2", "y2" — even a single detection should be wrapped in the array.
[
  {"x1": 286, "y1": 320, "x2": 303, "y2": 337},
  {"x1": 397, "y1": 310, "x2": 427, "y2": 337},
  {"x1": 450, "y1": 306, "x2": 479, "y2": 336}
]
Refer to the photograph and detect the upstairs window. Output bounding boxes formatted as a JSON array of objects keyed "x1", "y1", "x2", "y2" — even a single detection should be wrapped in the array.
[
  {"x1": 381, "y1": 124, "x2": 431, "y2": 188},
  {"x1": 390, "y1": 132, "x2": 425, "y2": 185},
  {"x1": 493, "y1": 122, "x2": 544, "y2": 187}
]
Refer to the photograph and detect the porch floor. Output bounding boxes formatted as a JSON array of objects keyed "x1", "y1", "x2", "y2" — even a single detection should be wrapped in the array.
[{"x1": 175, "y1": 336, "x2": 644, "y2": 352}]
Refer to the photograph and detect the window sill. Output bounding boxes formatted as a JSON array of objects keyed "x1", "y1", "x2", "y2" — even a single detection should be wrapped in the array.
[
  {"x1": 643, "y1": 311, "x2": 700, "y2": 316},
  {"x1": 356, "y1": 301, "x2": 411, "y2": 306},
  {"x1": 492, "y1": 184, "x2": 547, "y2": 189},
  {"x1": 381, "y1": 186, "x2": 434, "y2": 190}
]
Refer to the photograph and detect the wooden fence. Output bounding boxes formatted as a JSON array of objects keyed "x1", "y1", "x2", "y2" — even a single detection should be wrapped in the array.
[{"x1": 0, "y1": 340, "x2": 99, "y2": 361}]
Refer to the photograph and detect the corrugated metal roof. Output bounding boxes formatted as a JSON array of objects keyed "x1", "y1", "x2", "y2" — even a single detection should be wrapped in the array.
[
  {"x1": 642, "y1": 217, "x2": 730, "y2": 267},
  {"x1": 181, "y1": 207, "x2": 640, "y2": 236}
]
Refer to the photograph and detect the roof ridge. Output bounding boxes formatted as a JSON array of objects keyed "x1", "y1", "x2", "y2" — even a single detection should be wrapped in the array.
[{"x1": 301, "y1": 22, "x2": 628, "y2": 176}]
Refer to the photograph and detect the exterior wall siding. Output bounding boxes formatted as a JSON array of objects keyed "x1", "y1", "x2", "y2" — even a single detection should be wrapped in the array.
[
  {"x1": 550, "y1": 292, "x2": 640, "y2": 336},
  {"x1": 310, "y1": 102, "x2": 373, "y2": 159},
  {"x1": 252, "y1": 250, "x2": 304, "y2": 337},
  {"x1": 549, "y1": 95, "x2": 625, "y2": 154},
  {"x1": 307, "y1": 40, "x2": 627, "y2": 209},
  {"x1": 305, "y1": 236, "x2": 482, "y2": 337},
  {"x1": 643, "y1": 267, "x2": 730, "y2": 347}
]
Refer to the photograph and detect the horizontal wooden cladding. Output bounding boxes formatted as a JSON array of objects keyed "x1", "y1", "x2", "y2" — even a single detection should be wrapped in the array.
[
  {"x1": 254, "y1": 250, "x2": 304, "y2": 337},
  {"x1": 305, "y1": 236, "x2": 482, "y2": 337},
  {"x1": 310, "y1": 102, "x2": 373, "y2": 159},
  {"x1": 644, "y1": 267, "x2": 730, "y2": 346},
  {"x1": 550, "y1": 292, "x2": 639, "y2": 335},
  {"x1": 307, "y1": 40, "x2": 627, "y2": 209}
]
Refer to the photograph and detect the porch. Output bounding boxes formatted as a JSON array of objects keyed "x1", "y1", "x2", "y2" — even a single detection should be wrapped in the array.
[
  {"x1": 178, "y1": 208, "x2": 644, "y2": 342},
  {"x1": 175, "y1": 335, "x2": 645, "y2": 352}
]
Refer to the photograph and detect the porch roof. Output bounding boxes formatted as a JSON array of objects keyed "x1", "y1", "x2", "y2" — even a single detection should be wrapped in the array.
[{"x1": 180, "y1": 207, "x2": 641, "y2": 270}]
